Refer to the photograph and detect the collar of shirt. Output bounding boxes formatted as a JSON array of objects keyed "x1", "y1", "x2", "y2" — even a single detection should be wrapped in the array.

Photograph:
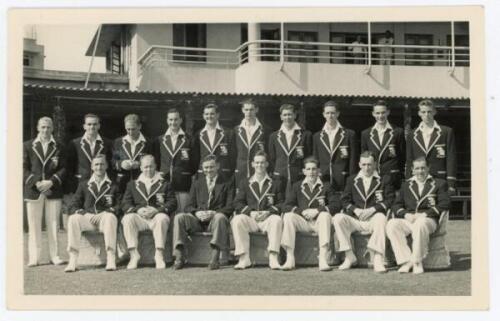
[
  {"x1": 124, "y1": 133, "x2": 146, "y2": 145},
  {"x1": 34, "y1": 134, "x2": 56, "y2": 145},
  {"x1": 239, "y1": 118, "x2": 261, "y2": 129},
  {"x1": 88, "y1": 173, "x2": 111, "y2": 190},
  {"x1": 201, "y1": 122, "x2": 223, "y2": 133},
  {"x1": 373, "y1": 122, "x2": 393, "y2": 133},
  {"x1": 355, "y1": 171, "x2": 381, "y2": 180},
  {"x1": 409, "y1": 174, "x2": 433, "y2": 184},
  {"x1": 280, "y1": 122, "x2": 301, "y2": 134},
  {"x1": 165, "y1": 127, "x2": 185, "y2": 137},
  {"x1": 206, "y1": 175, "x2": 218, "y2": 189},
  {"x1": 83, "y1": 133, "x2": 103, "y2": 145},
  {"x1": 323, "y1": 122, "x2": 342, "y2": 135},
  {"x1": 418, "y1": 121, "x2": 440, "y2": 133},
  {"x1": 249, "y1": 174, "x2": 271, "y2": 190},
  {"x1": 301, "y1": 177, "x2": 323, "y2": 190},
  {"x1": 137, "y1": 172, "x2": 163, "y2": 187}
]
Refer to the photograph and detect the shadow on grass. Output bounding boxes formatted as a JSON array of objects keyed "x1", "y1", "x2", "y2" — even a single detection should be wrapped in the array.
[{"x1": 449, "y1": 251, "x2": 471, "y2": 271}]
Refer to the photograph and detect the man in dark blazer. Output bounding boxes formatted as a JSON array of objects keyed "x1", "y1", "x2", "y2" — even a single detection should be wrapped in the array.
[
  {"x1": 172, "y1": 155, "x2": 234, "y2": 270},
  {"x1": 280, "y1": 157, "x2": 341, "y2": 271},
  {"x1": 192, "y1": 103, "x2": 235, "y2": 181},
  {"x1": 23, "y1": 116, "x2": 65, "y2": 266},
  {"x1": 232, "y1": 98, "x2": 270, "y2": 183},
  {"x1": 361, "y1": 100, "x2": 405, "y2": 189},
  {"x1": 313, "y1": 101, "x2": 357, "y2": 193},
  {"x1": 231, "y1": 151, "x2": 284, "y2": 270},
  {"x1": 65, "y1": 154, "x2": 120, "y2": 272},
  {"x1": 112, "y1": 114, "x2": 152, "y2": 193},
  {"x1": 406, "y1": 99, "x2": 457, "y2": 194},
  {"x1": 121, "y1": 155, "x2": 177, "y2": 269},
  {"x1": 268, "y1": 104, "x2": 312, "y2": 194},
  {"x1": 67, "y1": 113, "x2": 113, "y2": 191},
  {"x1": 333, "y1": 151, "x2": 395, "y2": 273},
  {"x1": 387, "y1": 157, "x2": 450, "y2": 274},
  {"x1": 153, "y1": 108, "x2": 195, "y2": 213}
]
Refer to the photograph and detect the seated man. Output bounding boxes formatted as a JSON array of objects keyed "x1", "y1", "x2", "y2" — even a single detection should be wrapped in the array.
[
  {"x1": 121, "y1": 154, "x2": 177, "y2": 269},
  {"x1": 173, "y1": 155, "x2": 234, "y2": 270},
  {"x1": 231, "y1": 151, "x2": 284, "y2": 270},
  {"x1": 386, "y1": 157, "x2": 450, "y2": 274},
  {"x1": 65, "y1": 154, "x2": 119, "y2": 272},
  {"x1": 333, "y1": 151, "x2": 395, "y2": 273},
  {"x1": 281, "y1": 156, "x2": 341, "y2": 271}
]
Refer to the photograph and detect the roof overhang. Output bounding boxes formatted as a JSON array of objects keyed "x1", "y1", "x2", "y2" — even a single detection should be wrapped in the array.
[{"x1": 85, "y1": 24, "x2": 124, "y2": 57}]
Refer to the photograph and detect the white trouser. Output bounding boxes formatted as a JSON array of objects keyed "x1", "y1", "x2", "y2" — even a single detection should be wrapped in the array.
[
  {"x1": 281, "y1": 211, "x2": 332, "y2": 250},
  {"x1": 26, "y1": 194, "x2": 61, "y2": 263},
  {"x1": 175, "y1": 192, "x2": 190, "y2": 213},
  {"x1": 386, "y1": 217, "x2": 437, "y2": 264},
  {"x1": 332, "y1": 213, "x2": 387, "y2": 255},
  {"x1": 121, "y1": 213, "x2": 170, "y2": 249},
  {"x1": 231, "y1": 214, "x2": 283, "y2": 256},
  {"x1": 66, "y1": 212, "x2": 117, "y2": 252}
]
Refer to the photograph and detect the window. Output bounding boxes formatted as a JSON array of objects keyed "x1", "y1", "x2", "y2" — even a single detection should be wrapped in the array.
[
  {"x1": 173, "y1": 24, "x2": 207, "y2": 62},
  {"x1": 404, "y1": 34, "x2": 434, "y2": 66},
  {"x1": 23, "y1": 54, "x2": 32, "y2": 67},
  {"x1": 106, "y1": 41, "x2": 121, "y2": 74},
  {"x1": 287, "y1": 31, "x2": 318, "y2": 63},
  {"x1": 446, "y1": 34, "x2": 469, "y2": 67},
  {"x1": 260, "y1": 29, "x2": 280, "y2": 62},
  {"x1": 330, "y1": 32, "x2": 369, "y2": 64}
]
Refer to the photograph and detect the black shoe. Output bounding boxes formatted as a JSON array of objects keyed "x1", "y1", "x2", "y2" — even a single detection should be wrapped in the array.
[
  {"x1": 173, "y1": 260, "x2": 184, "y2": 270},
  {"x1": 208, "y1": 261, "x2": 220, "y2": 270},
  {"x1": 208, "y1": 247, "x2": 220, "y2": 270}
]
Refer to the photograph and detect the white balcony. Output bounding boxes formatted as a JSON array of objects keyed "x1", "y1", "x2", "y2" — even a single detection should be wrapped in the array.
[{"x1": 136, "y1": 40, "x2": 469, "y2": 99}]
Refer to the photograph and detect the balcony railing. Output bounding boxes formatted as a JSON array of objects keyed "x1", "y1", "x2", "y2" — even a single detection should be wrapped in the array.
[{"x1": 138, "y1": 40, "x2": 470, "y2": 70}]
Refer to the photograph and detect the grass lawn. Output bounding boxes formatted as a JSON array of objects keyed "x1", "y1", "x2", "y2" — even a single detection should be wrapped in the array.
[{"x1": 23, "y1": 220, "x2": 470, "y2": 296}]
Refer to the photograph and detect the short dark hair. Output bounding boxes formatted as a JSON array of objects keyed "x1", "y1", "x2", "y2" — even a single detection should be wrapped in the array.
[
  {"x1": 412, "y1": 156, "x2": 428, "y2": 167},
  {"x1": 202, "y1": 154, "x2": 218, "y2": 164},
  {"x1": 279, "y1": 104, "x2": 296, "y2": 114},
  {"x1": 240, "y1": 98, "x2": 257, "y2": 108},
  {"x1": 204, "y1": 103, "x2": 219, "y2": 113},
  {"x1": 84, "y1": 113, "x2": 100, "y2": 123},
  {"x1": 360, "y1": 150, "x2": 376, "y2": 161},
  {"x1": 253, "y1": 150, "x2": 268, "y2": 161},
  {"x1": 323, "y1": 100, "x2": 340, "y2": 113},
  {"x1": 303, "y1": 156, "x2": 319, "y2": 168},
  {"x1": 418, "y1": 99, "x2": 435, "y2": 111},
  {"x1": 373, "y1": 100, "x2": 389, "y2": 110},
  {"x1": 167, "y1": 108, "x2": 181, "y2": 117},
  {"x1": 92, "y1": 154, "x2": 108, "y2": 165},
  {"x1": 124, "y1": 114, "x2": 141, "y2": 126}
]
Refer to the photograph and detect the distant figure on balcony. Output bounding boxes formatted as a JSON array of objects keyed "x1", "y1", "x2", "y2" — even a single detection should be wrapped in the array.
[
  {"x1": 153, "y1": 108, "x2": 195, "y2": 212},
  {"x1": 193, "y1": 103, "x2": 235, "y2": 181},
  {"x1": 361, "y1": 100, "x2": 405, "y2": 189},
  {"x1": 349, "y1": 35, "x2": 366, "y2": 64},
  {"x1": 112, "y1": 114, "x2": 152, "y2": 194},
  {"x1": 67, "y1": 113, "x2": 113, "y2": 192},
  {"x1": 378, "y1": 30, "x2": 394, "y2": 65},
  {"x1": 268, "y1": 104, "x2": 312, "y2": 194},
  {"x1": 406, "y1": 99, "x2": 457, "y2": 195},
  {"x1": 313, "y1": 101, "x2": 357, "y2": 193},
  {"x1": 233, "y1": 98, "x2": 270, "y2": 184}
]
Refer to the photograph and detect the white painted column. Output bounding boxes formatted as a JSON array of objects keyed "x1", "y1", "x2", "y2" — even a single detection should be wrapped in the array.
[{"x1": 248, "y1": 23, "x2": 260, "y2": 63}]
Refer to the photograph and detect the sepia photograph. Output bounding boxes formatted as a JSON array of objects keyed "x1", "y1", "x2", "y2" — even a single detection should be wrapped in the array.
[{"x1": 5, "y1": 5, "x2": 488, "y2": 311}]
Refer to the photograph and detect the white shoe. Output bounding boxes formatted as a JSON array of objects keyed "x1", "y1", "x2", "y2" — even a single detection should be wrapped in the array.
[
  {"x1": 398, "y1": 261, "x2": 412, "y2": 273},
  {"x1": 413, "y1": 262, "x2": 424, "y2": 275},
  {"x1": 51, "y1": 256, "x2": 64, "y2": 265},
  {"x1": 338, "y1": 251, "x2": 357, "y2": 270},
  {"x1": 27, "y1": 261, "x2": 38, "y2": 267},
  {"x1": 105, "y1": 252, "x2": 116, "y2": 271},
  {"x1": 127, "y1": 250, "x2": 140, "y2": 270},
  {"x1": 319, "y1": 247, "x2": 332, "y2": 271},
  {"x1": 234, "y1": 253, "x2": 251, "y2": 270},
  {"x1": 280, "y1": 257, "x2": 295, "y2": 271},
  {"x1": 269, "y1": 253, "x2": 280, "y2": 270},
  {"x1": 373, "y1": 254, "x2": 387, "y2": 273},
  {"x1": 155, "y1": 250, "x2": 166, "y2": 269},
  {"x1": 64, "y1": 253, "x2": 78, "y2": 272}
]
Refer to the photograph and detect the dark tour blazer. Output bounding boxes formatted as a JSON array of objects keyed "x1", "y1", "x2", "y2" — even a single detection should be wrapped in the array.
[
  {"x1": 405, "y1": 124, "x2": 457, "y2": 188},
  {"x1": 69, "y1": 178, "x2": 120, "y2": 215},
  {"x1": 184, "y1": 175, "x2": 234, "y2": 217},
  {"x1": 392, "y1": 176, "x2": 450, "y2": 223},
  {"x1": 268, "y1": 127, "x2": 313, "y2": 188},
  {"x1": 121, "y1": 178, "x2": 177, "y2": 215},
  {"x1": 232, "y1": 122, "x2": 270, "y2": 182},
  {"x1": 360, "y1": 124, "x2": 405, "y2": 188},
  {"x1": 192, "y1": 125, "x2": 235, "y2": 180},
  {"x1": 282, "y1": 179, "x2": 342, "y2": 215},
  {"x1": 233, "y1": 176, "x2": 284, "y2": 215},
  {"x1": 23, "y1": 138, "x2": 66, "y2": 200},
  {"x1": 153, "y1": 131, "x2": 196, "y2": 193},
  {"x1": 312, "y1": 126, "x2": 357, "y2": 193},
  {"x1": 341, "y1": 173, "x2": 395, "y2": 217},
  {"x1": 67, "y1": 135, "x2": 114, "y2": 184},
  {"x1": 112, "y1": 135, "x2": 153, "y2": 192}
]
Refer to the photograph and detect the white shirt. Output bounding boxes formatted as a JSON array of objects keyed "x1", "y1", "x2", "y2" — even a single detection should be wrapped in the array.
[
  {"x1": 302, "y1": 177, "x2": 323, "y2": 192},
  {"x1": 123, "y1": 133, "x2": 146, "y2": 156},
  {"x1": 418, "y1": 121, "x2": 440, "y2": 149},
  {"x1": 88, "y1": 173, "x2": 111, "y2": 191},
  {"x1": 240, "y1": 118, "x2": 261, "y2": 144},
  {"x1": 83, "y1": 134, "x2": 103, "y2": 155},
  {"x1": 350, "y1": 41, "x2": 365, "y2": 54},
  {"x1": 280, "y1": 122, "x2": 301, "y2": 148},
  {"x1": 374, "y1": 122, "x2": 392, "y2": 144},
  {"x1": 249, "y1": 174, "x2": 271, "y2": 194},
  {"x1": 323, "y1": 122, "x2": 341, "y2": 149},
  {"x1": 137, "y1": 172, "x2": 162, "y2": 194},
  {"x1": 34, "y1": 134, "x2": 56, "y2": 156},
  {"x1": 202, "y1": 122, "x2": 222, "y2": 148},
  {"x1": 411, "y1": 175, "x2": 433, "y2": 195},
  {"x1": 165, "y1": 127, "x2": 185, "y2": 148},
  {"x1": 356, "y1": 171, "x2": 380, "y2": 194}
]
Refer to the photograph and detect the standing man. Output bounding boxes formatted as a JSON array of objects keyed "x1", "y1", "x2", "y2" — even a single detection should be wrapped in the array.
[
  {"x1": 378, "y1": 30, "x2": 394, "y2": 65},
  {"x1": 112, "y1": 114, "x2": 152, "y2": 194},
  {"x1": 313, "y1": 101, "x2": 357, "y2": 193},
  {"x1": 333, "y1": 151, "x2": 394, "y2": 273},
  {"x1": 386, "y1": 157, "x2": 450, "y2": 274},
  {"x1": 231, "y1": 151, "x2": 284, "y2": 270},
  {"x1": 154, "y1": 108, "x2": 195, "y2": 212},
  {"x1": 172, "y1": 155, "x2": 234, "y2": 270},
  {"x1": 65, "y1": 154, "x2": 119, "y2": 272},
  {"x1": 121, "y1": 155, "x2": 177, "y2": 269},
  {"x1": 233, "y1": 98, "x2": 269, "y2": 183},
  {"x1": 406, "y1": 99, "x2": 457, "y2": 194},
  {"x1": 268, "y1": 104, "x2": 312, "y2": 193},
  {"x1": 23, "y1": 116, "x2": 65, "y2": 266},
  {"x1": 361, "y1": 100, "x2": 405, "y2": 189},
  {"x1": 280, "y1": 157, "x2": 341, "y2": 271},
  {"x1": 192, "y1": 103, "x2": 235, "y2": 181},
  {"x1": 67, "y1": 114, "x2": 113, "y2": 190},
  {"x1": 349, "y1": 35, "x2": 366, "y2": 64}
]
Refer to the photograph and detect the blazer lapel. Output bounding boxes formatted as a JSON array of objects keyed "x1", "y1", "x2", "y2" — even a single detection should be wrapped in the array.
[
  {"x1": 416, "y1": 178, "x2": 436, "y2": 210},
  {"x1": 135, "y1": 180, "x2": 150, "y2": 202},
  {"x1": 133, "y1": 141, "x2": 146, "y2": 161},
  {"x1": 200, "y1": 130, "x2": 213, "y2": 154},
  {"x1": 369, "y1": 127, "x2": 381, "y2": 151},
  {"x1": 413, "y1": 129, "x2": 428, "y2": 155},
  {"x1": 94, "y1": 140, "x2": 104, "y2": 158},
  {"x1": 331, "y1": 128, "x2": 345, "y2": 157},
  {"x1": 237, "y1": 126, "x2": 249, "y2": 149},
  {"x1": 94, "y1": 181, "x2": 111, "y2": 204},
  {"x1": 365, "y1": 176, "x2": 381, "y2": 200},
  {"x1": 320, "y1": 130, "x2": 332, "y2": 156},
  {"x1": 44, "y1": 142, "x2": 57, "y2": 163},
  {"x1": 249, "y1": 126, "x2": 264, "y2": 150},
  {"x1": 288, "y1": 130, "x2": 302, "y2": 154},
  {"x1": 121, "y1": 138, "x2": 133, "y2": 160},
  {"x1": 408, "y1": 180, "x2": 421, "y2": 205},
  {"x1": 212, "y1": 129, "x2": 225, "y2": 152},
  {"x1": 80, "y1": 138, "x2": 93, "y2": 163},
  {"x1": 427, "y1": 126, "x2": 442, "y2": 153},
  {"x1": 354, "y1": 177, "x2": 367, "y2": 202},
  {"x1": 308, "y1": 183, "x2": 323, "y2": 207},
  {"x1": 31, "y1": 141, "x2": 45, "y2": 165},
  {"x1": 277, "y1": 130, "x2": 290, "y2": 155},
  {"x1": 87, "y1": 181, "x2": 99, "y2": 201}
]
